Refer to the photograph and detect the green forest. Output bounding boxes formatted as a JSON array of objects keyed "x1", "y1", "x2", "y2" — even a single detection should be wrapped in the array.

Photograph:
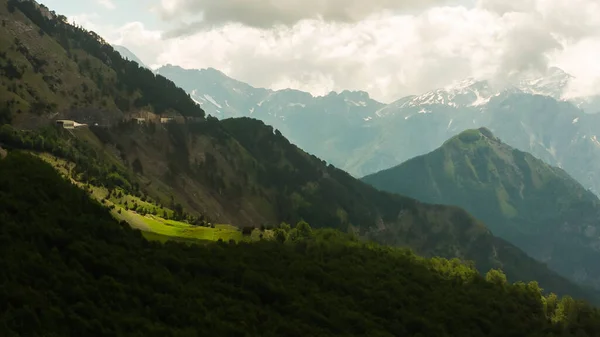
[{"x1": 2, "y1": 151, "x2": 600, "y2": 336}]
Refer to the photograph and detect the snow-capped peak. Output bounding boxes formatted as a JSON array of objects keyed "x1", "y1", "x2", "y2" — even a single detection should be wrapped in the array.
[
  {"x1": 514, "y1": 67, "x2": 573, "y2": 100},
  {"x1": 391, "y1": 67, "x2": 576, "y2": 112},
  {"x1": 399, "y1": 79, "x2": 495, "y2": 109}
]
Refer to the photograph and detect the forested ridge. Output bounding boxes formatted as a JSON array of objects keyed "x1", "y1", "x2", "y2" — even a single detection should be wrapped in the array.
[{"x1": 1, "y1": 151, "x2": 600, "y2": 337}]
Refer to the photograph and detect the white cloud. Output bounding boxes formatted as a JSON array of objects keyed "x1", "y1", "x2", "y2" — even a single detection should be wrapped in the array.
[
  {"x1": 63, "y1": 0, "x2": 600, "y2": 102},
  {"x1": 97, "y1": 0, "x2": 116, "y2": 10},
  {"x1": 157, "y1": 0, "x2": 453, "y2": 31},
  {"x1": 66, "y1": 14, "x2": 161, "y2": 68},
  {"x1": 554, "y1": 37, "x2": 600, "y2": 98}
]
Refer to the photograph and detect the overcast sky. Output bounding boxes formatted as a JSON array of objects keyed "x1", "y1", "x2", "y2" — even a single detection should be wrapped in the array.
[{"x1": 41, "y1": 0, "x2": 600, "y2": 102}]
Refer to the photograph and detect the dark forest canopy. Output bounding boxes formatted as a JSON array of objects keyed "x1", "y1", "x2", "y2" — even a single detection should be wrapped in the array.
[{"x1": 2, "y1": 152, "x2": 600, "y2": 336}]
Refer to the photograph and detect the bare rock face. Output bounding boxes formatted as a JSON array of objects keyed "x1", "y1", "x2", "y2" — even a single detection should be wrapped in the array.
[{"x1": 0, "y1": 146, "x2": 7, "y2": 160}]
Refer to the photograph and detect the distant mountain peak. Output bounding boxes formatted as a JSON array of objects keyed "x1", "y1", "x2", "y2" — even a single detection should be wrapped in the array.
[
  {"x1": 391, "y1": 67, "x2": 577, "y2": 112},
  {"x1": 444, "y1": 127, "x2": 500, "y2": 148},
  {"x1": 112, "y1": 45, "x2": 148, "y2": 69}
]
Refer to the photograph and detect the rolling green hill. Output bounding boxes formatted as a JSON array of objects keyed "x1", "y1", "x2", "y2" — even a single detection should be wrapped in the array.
[
  {"x1": 363, "y1": 128, "x2": 600, "y2": 291},
  {"x1": 2, "y1": 151, "x2": 600, "y2": 336},
  {"x1": 1, "y1": 0, "x2": 599, "y2": 304}
]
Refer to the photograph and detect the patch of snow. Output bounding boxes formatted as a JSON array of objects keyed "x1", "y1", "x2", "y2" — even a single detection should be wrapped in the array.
[
  {"x1": 418, "y1": 108, "x2": 431, "y2": 114},
  {"x1": 592, "y1": 136, "x2": 600, "y2": 147},
  {"x1": 374, "y1": 107, "x2": 388, "y2": 117},
  {"x1": 363, "y1": 116, "x2": 373, "y2": 121},
  {"x1": 232, "y1": 87, "x2": 246, "y2": 95},
  {"x1": 573, "y1": 117, "x2": 579, "y2": 124},
  {"x1": 447, "y1": 119, "x2": 454, "y2": 130},
  {"x1": 249, "y1": 107, "x2": 255, "y2": 114},
  {"x1": 288, "y1": 103, "x2": 306, "y2": 108},
  {"x1": 471, "y1": 90, "x2": 492, "y2": 106},
  {"x1": 344, "y1": 98, "x2": 367, "y2": 106},
  {"x1": 203, "y1": 94, "x2": 222, "y2": 108},
  {"x1": 225, "y1": 100, "x2": 230, "y2": 107},
  {"x1": 191, "y1": 97, "x2": 203, "y2": 106}
]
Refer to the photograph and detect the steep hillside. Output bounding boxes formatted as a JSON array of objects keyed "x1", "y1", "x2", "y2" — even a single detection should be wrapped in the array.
[
  {"x1": 59, "y1": 117, "x2": 598, "y2": 302},
  {"x1": 0, "y1": 0, "x2": 203, "y2": 128},
  {"x1": 363, "y1": 128, "x2": 600, "y2": 290},
  {"x1": 2, "y1": 113, "x2": 596, "y2": 302},
  {"x1": 2, "y1": 151, "x2": 600, "y2": 336}
]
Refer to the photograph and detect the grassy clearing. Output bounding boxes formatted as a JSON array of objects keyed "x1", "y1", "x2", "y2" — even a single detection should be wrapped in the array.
[
  {"x1": 35, "y1": 152, "x2": 272, "y2": 244},
  {"x1": 139, "y1": 215, "x2": 244, "y2": 242}
]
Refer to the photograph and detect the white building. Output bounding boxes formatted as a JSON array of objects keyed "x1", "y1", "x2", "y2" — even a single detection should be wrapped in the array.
[{"x1": 56, "y1": 120, "x2": 75, "y2": 129}]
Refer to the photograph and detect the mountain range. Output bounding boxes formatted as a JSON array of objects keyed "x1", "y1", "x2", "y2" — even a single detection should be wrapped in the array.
[
  {"x1": 1, "y1": 0, "x2": 597, "y2": 304},
  {"x1": 153, "y1": 64, "x2": 600, "y2": 198},
  {"x1": 363, "y1": 128, "x2": 600, "y2": 290}
]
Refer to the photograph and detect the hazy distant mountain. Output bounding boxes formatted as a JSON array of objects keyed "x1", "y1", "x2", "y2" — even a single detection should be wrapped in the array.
[
  {"x1": 156, "y1": 64, "x2": 385, "y2": 168},
  {"x1": 156, "y1": 64, "x2": 600, "y2": 196},
  {"x1": 112, "y1": 45, "x2": 148, "y2": 69},
  {"x1": 369, "y1": 91, "x2": 600, "y2": 194},
  {"x1": 363, "y1": 128, "x2": 600, "y2": 290}
]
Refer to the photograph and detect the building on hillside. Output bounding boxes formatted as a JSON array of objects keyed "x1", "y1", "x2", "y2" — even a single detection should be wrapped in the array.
[
  {"x1": 160, "y1": 117, "x2": 174, "y2": 124},
  {"x1": 55, "y1": 119, "x2": 87, "y2": 129},
  {"x1": 56, "y1": 120, "x2": 75, "y2": 129},
  {"x1": 133, "y1": 117, "x2": 146, "y2": 124}
]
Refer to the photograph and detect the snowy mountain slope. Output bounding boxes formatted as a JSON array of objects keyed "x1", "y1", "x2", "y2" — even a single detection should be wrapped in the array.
[{"x1": 380, "y1": 67, "x2": 586, "y2": 116}]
